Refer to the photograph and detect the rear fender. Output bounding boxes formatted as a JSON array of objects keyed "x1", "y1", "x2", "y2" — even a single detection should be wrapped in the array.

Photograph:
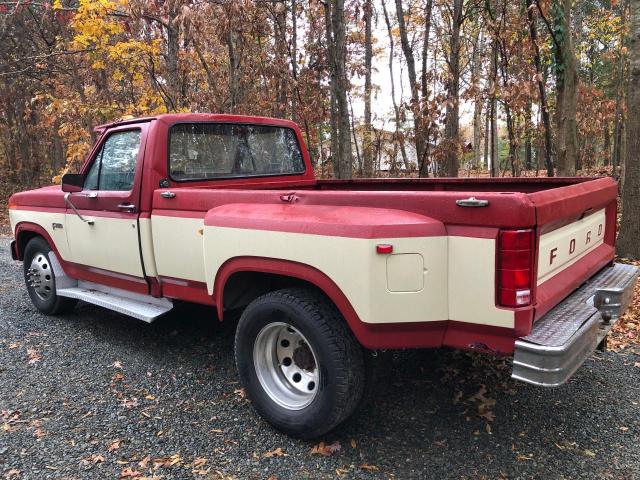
[{"x1": 203, "y1": 203, "x2": 449, "y2": 343}]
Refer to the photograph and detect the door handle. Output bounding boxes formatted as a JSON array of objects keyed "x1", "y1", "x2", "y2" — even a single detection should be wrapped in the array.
[
  {"x1": 160, "y1": 191, "x2": 176, "y2": 199},
  {"x1": 456, "y1": 197, "x2": 489, "y2": 208},
  {"x1": 117, "y1": 203, "x2": 136, "y2": 212}
]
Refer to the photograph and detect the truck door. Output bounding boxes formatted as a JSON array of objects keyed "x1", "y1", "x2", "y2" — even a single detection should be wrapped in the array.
[{"x1": 64, "y1": 124, "x2": 147, "y2": 286}]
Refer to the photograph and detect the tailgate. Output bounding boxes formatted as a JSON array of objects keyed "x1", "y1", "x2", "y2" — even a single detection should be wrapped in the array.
[{"x1": 528, "y1": 177, "x2": 618, "y2": 319}]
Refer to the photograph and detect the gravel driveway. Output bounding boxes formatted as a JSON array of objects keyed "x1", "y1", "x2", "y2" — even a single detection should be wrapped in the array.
[{"x1": 1, "y1": 236, "x2": 639, "y2": 479}]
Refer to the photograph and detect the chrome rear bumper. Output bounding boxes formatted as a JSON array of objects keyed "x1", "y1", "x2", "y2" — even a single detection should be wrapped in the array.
[{"x1": 512, "y1": 263, "x2": 639, "y2": 387}]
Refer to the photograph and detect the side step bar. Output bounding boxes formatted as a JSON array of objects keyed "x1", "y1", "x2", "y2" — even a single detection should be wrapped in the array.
[
  {"x1": 50, "y1": 253, "x2": 172, "y2": 323},
  {"x1": 57, "y1": 281, "x2": 173, "y2": 323},
  {"x1": 512, "y1": 263, "x2": 639, "y2": 387}
]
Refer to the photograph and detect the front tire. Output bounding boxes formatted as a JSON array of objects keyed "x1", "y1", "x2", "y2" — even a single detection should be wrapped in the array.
[
  {"x1": 234, "y1": 288, "x2": 365, "y2": 439},
  {"x1": 23, "y1": 237, "x2": 77, "y2": 315}
]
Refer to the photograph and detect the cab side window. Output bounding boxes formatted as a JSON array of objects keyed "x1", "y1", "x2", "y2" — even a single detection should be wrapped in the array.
[{"x1": 84, "y1": 130, "x2": 141, "y2": 191}]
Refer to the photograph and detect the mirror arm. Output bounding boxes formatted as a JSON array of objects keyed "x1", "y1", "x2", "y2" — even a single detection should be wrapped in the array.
[{"x1": 64, "y1": 193, "x2": 94, "y2": 225}]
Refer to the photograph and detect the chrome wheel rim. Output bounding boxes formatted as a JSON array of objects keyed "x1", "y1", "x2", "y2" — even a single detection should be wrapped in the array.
[
  {"x1": 253, "y1": 322, "x2": 319, "y2": 410},
  {"x1": 26, "y1": 252, "x2": 54, "y2": 301}
]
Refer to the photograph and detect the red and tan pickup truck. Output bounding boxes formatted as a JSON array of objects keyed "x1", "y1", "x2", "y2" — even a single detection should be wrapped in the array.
[{"x1": 8, "y1": 114, "x2": 639, "y2": 438}]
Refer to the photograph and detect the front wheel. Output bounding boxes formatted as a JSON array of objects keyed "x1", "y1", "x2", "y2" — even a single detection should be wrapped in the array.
[
  {"x1": 23, "y1": 237, "x2": 77, "y2": 315},
  {"x1": 234, "y1": 288, "x2": 365, "y2": 439}
]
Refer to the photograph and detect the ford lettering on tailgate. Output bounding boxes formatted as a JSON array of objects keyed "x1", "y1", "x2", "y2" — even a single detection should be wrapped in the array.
[{"x1": 537, "y1": 209, "x2": 606, "y2": 284}]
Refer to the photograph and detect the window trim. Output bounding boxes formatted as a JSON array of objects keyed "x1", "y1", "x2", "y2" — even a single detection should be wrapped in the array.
[
  {"x1": 166, "y1": 121, "x2": 307, "y2": 183},
  {"x1": 83, "y1": 127, "x2": 143, "y2": 192}
]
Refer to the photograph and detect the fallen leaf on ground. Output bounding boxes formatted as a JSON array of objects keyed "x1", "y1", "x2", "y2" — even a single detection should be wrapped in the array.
[
  {"x1": 108, "y1": 439, "x2": 122, "y2": 452},
  {"x1": 192, "y1": 457, "x2": 208, "y2": 467},
  {"x1": 121, "y1": 398, "x2": 139, "y2": 409},
  {"x1": 350, "y1": 438, "x2": 357, "y2": 449},
  {"x1": 469, "y1": 384, "x2": 497, "y2": 423},
  {"x1": 233, "y1": 388, "x2": 246, "y2": 399},
  {"x1": 516, "y1": 453, "x2": 533, "y2": 461},
  {"x1": 138, "y1": 456, "x2": 150, "y2": 468},
  {"x1": 192, "y1": 468, "x2": 211, "y2": 475},
  {"x1": 311, "y1": 441, "x2": 341, "y2": 456},
  {"x1": 360, "y1": 464, "x2": 379, "y2": 471},
  {"x1": 26, "y1": 348, "x2": 41, "y2": 364},
  {"x1": 119, "y1": 467, "x2": 142, "y2": 478},
  {"x1": 90, "y1": 454, "x2": 105, "y2": 464},
  {"x1": 111, "y1": 361, "x2": 123, "y2": 369},
  {"x1": 153, "y1": 454, "x2": 181, "y2": 469},
  {"x1": 263, "y1": 448, "x2": 285, "y2": 458},
  {"x1": 584, "y1": 449, "x2": 597, "y2": 457}
]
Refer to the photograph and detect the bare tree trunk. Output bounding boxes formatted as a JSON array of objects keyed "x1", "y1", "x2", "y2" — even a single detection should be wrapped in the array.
[
  {"x1": 331, "y1": 0, "x2": 352, "y2": 178},
  {"x1": 421, "y1": 0, "x2": 433, "y2": 101},
  {"x1": 291, "y1": 0, "x2": 298, "y2": 120},
  {"x1": 273, "y1": 2, "x2": 288, "y2": 117},
  {"x1": 613, "y1": 46, "x2": 626, "y2": 177},
  {"x1": 618, "y1": 0, "x2": 640, "y2": 259},
  {"x1": 227, "y1": 28, "x2": 241, "y2": 113},
  {"x1": 497, "y1": 29, "x2": 520, "y2": 176},
  {"x1": 395, "y1": 0, "x2": 427, "y2": 175},
  {"x1": 363, "y1": 0, "x2": 373, "y2": 176},
  {"x1": 554, "y1": 0, "x2": 578, "y2": 176},
  {"x1": 471, "y1": 33, "x2": 484, "y2": 168},
  {"x1": 527, "y1": 0, "x2": 554, "y2": 176},
  {"x1": 484, "y1": 100, "x2": 490, "y2": 168},
  {"x1": 603, "y1": 122, "x2": 611, "y2": 166},
  {"x1": 348, "y1": 93, "x2": 362, "y2": 173},
  {"x1": 420, "y1": 0, "x2": 434, "y2": 173},
  {"x1": 442, "y1": 0, "x2": 463, "y2": 177},
  {"x1": 489, "y1": 42, "x2": 499, "y2": 177},
  {"x1": 524, "y1": 102, "x2": 533, "y2": 170},
  {"x1": 323, "y1": 2, "x2": 339, "y2": 175},
  {"x1": 166, "y1": 5, "x2": 181, "y2": 111},
  {"x1": 382, "y1": 0, "x2": 409, "y2": 171}
]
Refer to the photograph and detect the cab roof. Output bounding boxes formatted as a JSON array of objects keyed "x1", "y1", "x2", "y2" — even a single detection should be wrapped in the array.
[{"x1": 93, "y1": 113, "x2": 299, "y2": 133}]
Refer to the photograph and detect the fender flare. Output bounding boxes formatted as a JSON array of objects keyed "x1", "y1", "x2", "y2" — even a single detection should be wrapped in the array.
[
  {"x1": 13, "y1": 222, "x2": 59, "y2": 261},
  {"x1": 213, "y1": 256, "x2": 377, "y2": 345}
]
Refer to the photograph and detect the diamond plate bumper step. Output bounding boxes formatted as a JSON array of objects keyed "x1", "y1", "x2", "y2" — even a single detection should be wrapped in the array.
[
  {"x1": 57, "y1": 280, "x2": 173, "y2": 323},
  {"x1": 512, "y1": 263, "x2": 639, "y2": 387}
]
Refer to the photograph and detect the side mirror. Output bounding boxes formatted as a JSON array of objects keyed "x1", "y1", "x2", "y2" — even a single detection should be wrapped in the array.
[{"x1": 61, "y1": 173, "x2": 84, "y2": 193}]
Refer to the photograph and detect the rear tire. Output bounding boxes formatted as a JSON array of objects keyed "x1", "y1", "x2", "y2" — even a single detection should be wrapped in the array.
[
  {"x1": 23, "y1": 237, "x2": 77, "y2": 315},
  {"x1": 234, "y1": 288, "x2": 365, "y2": 439}
]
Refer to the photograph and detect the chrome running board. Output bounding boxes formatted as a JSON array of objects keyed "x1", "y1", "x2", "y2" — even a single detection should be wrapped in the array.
[
  {"x1": 57, "y1": 280, "x2": 173, "y2": 323},
  {"x1": 49, "y1": 254, "x2": 172, "y2": 323}
]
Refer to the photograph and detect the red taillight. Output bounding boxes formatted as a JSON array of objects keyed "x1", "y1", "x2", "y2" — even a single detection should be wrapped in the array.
[{"x1": 498, "y1": 229, "x2": 534, "y2": 307}]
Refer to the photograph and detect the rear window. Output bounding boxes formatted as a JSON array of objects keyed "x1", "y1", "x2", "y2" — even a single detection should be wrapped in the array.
[{"x1": 169, "y1": 123, "x2": 305, "y2": 181}]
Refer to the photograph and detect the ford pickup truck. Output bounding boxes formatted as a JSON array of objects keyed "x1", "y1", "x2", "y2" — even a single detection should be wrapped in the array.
[{"x1": 8, "y1": 113, "x2": 639, "y2": 438}]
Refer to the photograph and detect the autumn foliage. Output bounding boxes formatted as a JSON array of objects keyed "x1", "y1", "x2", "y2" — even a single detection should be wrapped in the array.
[{"x1": 0, "y1": 0, "x2": 632, "y2": 188}]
